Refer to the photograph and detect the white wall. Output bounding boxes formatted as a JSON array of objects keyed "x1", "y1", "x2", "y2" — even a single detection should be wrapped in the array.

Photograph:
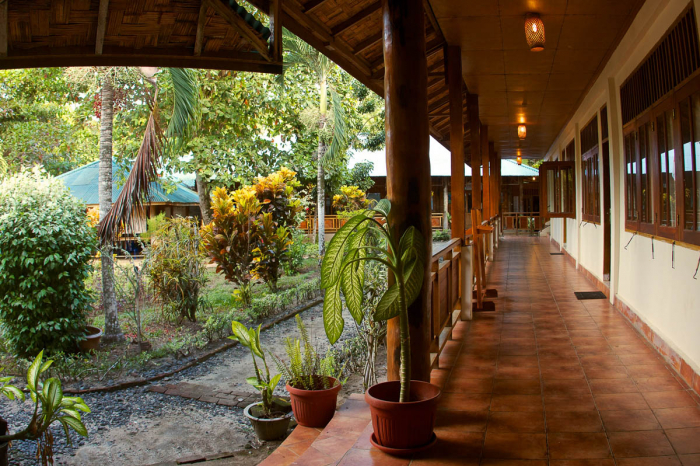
[{"x1": 544, "y1": 0, "x2": 700, "y2": 373}]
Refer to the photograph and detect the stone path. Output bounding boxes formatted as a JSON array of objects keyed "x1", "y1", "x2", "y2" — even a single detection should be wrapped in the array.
[{"x1": 148, "y1": 382, "x2": 263, "y2": 409}]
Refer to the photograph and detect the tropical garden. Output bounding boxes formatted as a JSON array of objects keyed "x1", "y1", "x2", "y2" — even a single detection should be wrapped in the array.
[{"x1": 0, "y1": 24, "x2": 408, "y2": 464}]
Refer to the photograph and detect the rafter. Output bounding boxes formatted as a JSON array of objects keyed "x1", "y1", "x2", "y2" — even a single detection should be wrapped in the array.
[
  {"x1": 207, "y1": 0, "x2": 271, "y2": 61},
  {"x1": 331, "y1": 2, "x2": 381, "y2": 36},
  {"x1": 303, "y1": 0, "x2": 329, "y2": 13},
  {"x1": 269, "y1": 0, "x2": 282, "y2": 61},
  {"x1": 0, "y1": 0, "x2": 7, "y2": 58},
  {"x1": 354, "y1": 31, "x2": 381, "y2": 55},
  {"x1": 194, "y1": 0, "x2": 207, "y2": 56}
]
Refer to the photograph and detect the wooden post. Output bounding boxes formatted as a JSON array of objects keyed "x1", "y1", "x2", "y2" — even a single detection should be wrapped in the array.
[
  {"x1": 383, "y1": 0, "x2": 432, "y2": 383},
  {"x1": 447, "y1": 46, "x2": 465, "y2": 241},
  {"x1": 269, "y1": 0, "x2": 282, "y2": 61},
  {"x1": 443, "y1": 178, "x2": 449, "y2": 230},
  {"x1": 467, "y1": 94, "x2": 482, "y2": 309},
  {"x1": 481, "y1": 124, "x2": 490, "y2": 224}
]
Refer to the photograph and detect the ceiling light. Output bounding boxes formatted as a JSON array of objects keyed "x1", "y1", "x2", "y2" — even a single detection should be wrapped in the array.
[
  {"x1": 518, "y1": 124, "x2": 527, "y2": 139},
  {"x1": 525, "y1": 13, "x2": 545, "y2": 52}
]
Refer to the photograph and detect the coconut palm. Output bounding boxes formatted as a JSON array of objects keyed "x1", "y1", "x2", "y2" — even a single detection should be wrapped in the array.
[
  {"x1": 283, "y1": 33, "x2": 349, "y2": 256},
  {"x1": 82, "y1": 67, "x2": 198, "y2": 343}
]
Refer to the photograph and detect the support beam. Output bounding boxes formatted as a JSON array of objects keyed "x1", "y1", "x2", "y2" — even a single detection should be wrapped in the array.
[
  {"x1": 447, "y1": 46, "x2": 465, "y2": 241},
  {"x1": 269, "y1": 0, "x2": 282, "y2": 61},
  {"x1": 489, "y1": 143, "x2": 497, "y2": 219},
  {"x1": 331, "y1": 2, "x2": 381, "y2": 35},
  {"x1": 384, "y1": 0, "x2": 431, "y2": 383},
  {"x1": 208, "y1": 0, "x2": 271, "y2": 61},
  {"x1": 468, "y1": 95, "x2": 481, "y2": 211},
  {"x1": 354, "y1": 31, "x2": 381, "y2": 54},
  {"x1": 481, "y1": 124, "x2": 490, "y2": 223},
  {"x1": 303, "y1": 0, "x2": 330, "y2": 13},
  {"x1": 194, "y1": 0, "x2": 207, "y2": 57},
  {"x1": 0, "y1": 0, "x2": 7, "y2": 58},
  {"x1": 95, "y1": 0, "x2": 109, "y2": 55}
]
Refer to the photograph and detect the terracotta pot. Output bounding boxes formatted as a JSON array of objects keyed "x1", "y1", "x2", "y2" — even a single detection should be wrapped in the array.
[
  {"x1": 365, "y1": 380, "x2": 441, "y2": 452},
  {"x1": 243, "y1": 402, "x2": 291, "y2": 441},
  {"x1": 286, "y1": 376, "x2": 341, "y2": 427},
  {"x1": 78, "y1": 326, "x2": 103, "y2": 352}
]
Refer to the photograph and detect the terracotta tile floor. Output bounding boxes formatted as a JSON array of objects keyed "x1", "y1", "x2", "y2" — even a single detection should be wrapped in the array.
[{"x1": 261, "y1": 236, "x2": 700, "y2": 466}]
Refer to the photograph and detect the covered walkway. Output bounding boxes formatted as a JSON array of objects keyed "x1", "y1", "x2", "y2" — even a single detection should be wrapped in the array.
[{"x1": 264, "y1": 236, "x2": 700, "y2": 466}]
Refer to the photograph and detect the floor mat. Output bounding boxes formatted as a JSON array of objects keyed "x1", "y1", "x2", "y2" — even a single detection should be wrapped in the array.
[{"x1": 574, "y1": 291, "x2": 607, "y2": 300}]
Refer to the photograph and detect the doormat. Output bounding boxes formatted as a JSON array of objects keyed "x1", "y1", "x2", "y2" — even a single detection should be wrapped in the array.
[
  {"x1": 574, "y1": 291, "x2": 607, "y2": 300},
  {"x1": 550, "y1": 252, "x2": 564, "y2": 255}
]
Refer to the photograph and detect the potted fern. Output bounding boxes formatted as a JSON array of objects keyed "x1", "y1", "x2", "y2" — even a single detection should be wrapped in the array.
[
  {"x1": 321, "y1": 199, "x2": 440, "y2": 454},
  {"x1": 230, "y1": 321, "x2": 291, "y2": 441},
  {"x1": 271, "y1": 316, "x2": 345, "y2": 428}
]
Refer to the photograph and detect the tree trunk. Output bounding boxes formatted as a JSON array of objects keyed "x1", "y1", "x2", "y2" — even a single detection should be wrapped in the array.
[
  {"x1": 99, "y1": 74, "x2": 124, "y2": 344},
  {"x1": 195, "y1": 171, "x2": 212, "y2": 224},
  {"x1": 316, "y1": 72, "x2": 328, "y2": 257}
]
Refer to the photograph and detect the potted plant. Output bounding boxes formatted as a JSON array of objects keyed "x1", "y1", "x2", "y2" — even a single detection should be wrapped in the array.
[
  {"x1": 0, "y1": 350, "x2": 91, "y2": 466},
  {"x1": 271, "y1": 315, "x2": 345, "y2": 428},
  {"x1": 230, "y1": 321, "x2": 291, "y2": 441},
  {"x1": 78, "y1": 325, "x2": 103, "y2": 352},
  {"x1": 321, "y1": 199, "x2": 440, "y2": 455}
]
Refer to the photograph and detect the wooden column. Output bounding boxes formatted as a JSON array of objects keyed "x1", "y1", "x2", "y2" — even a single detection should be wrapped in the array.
[
  {"x1": 489, "y1": 143, "x2": 497, "y2": 219},
  {"x1": 383, "y1": 0, "x2": 431, "y2": 383},
  {"x1": 447, "y1": 46, "x2": 465, "y2": 241},
  {"x1": 443, "y1": 178, "x2": 449, "y2": 230},
  {"x1": 481, "y1": 124, "x2": 490, "y2": 221},
  {"x1": 468, "y1": 96, "x2": 481, "y2": 210}
]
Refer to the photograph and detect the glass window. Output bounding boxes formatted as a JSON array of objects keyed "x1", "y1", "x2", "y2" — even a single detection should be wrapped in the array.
[
  {"x1": 657, "y1": 110, "x2": 676, "y2": 227},
  {"x1": 624, "y1": 132, "x2": 637, "y2": 222},
  {"x1": 639, "y1": 122, "x2": 652, "y2": 224}
]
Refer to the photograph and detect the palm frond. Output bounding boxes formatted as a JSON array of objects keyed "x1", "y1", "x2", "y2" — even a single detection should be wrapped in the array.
[
  {"x1": 98, "y1": 110, "x2": 162, "y2": 244},
  {"x1": 166, "y1": 68, "x2": 198, "y2": 139},
  {"x1": 322, "y1": 87, "x2": 349, "y2": 169}
]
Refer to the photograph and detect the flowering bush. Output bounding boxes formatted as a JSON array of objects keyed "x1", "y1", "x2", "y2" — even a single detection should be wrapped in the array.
[
  {"x1": 201, "y1": 168, "x2": 303, "y2": 302},
  {"x1": 0, "y1": 168, "x2": 96, "y2": 356},
  {"x1": 332, "y1": 185, "x2": 373, "y2": 213}
]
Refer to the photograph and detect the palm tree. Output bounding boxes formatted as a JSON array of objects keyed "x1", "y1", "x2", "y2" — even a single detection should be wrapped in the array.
[
  {"x1": 94, "y1": 67, "x2": 198, "y2": 342},
  {"x1": 283, "y1": 33, "x2": 348, "y2": 256}
]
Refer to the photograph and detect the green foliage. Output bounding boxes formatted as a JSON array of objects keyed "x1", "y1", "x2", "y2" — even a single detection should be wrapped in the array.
[
  {"x1": 346, "y1": 161, "x2": 375, "y2": 192},
  {"x1": 246, "y1": 278, "x2": 322, "y2": 321},
  {"x1": 320, "y1": 200, "x2": 425, "y2": 402},
  {"x1": 230, "y1": 321, "x2": 280, "y2": 417},
  {"x1": 144, "y1": 217, "x2": 208, "y2": 322},
  {"x1": 271, "y1": 315, "x2": 345, "y2": 390},
  {"x1": 140, "y1": 212, "x2": 168, "y2": 243},
  {"x1": 0, "y1": 168, "x2": 96, "y2": 357},
  {"x1": 332, "y1": 185, "x2": 373, "y2": 213},
  {"x1": 283, "y1": 229, "x2": 312, "y2": 276},
  {"x1": 0, "y1": 68, "x2": 98, "y2": 175},
  {"x1": 0, "y1": 351, "x2": 91, "y2": 465},
  {"x1": 432, "y1": 229, "x2": 451, "y2": 242}
]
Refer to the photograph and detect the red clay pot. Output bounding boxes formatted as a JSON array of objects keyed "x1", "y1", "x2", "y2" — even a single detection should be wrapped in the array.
[
  {"x1": 286, "y1": 376, "x2": 341, "y2": 427},
  {"x1": 78, "y1": 326, "x2": 103, "y2": 353},
  {"x1": 365, "y1": 380, "x2": 441, "y2": 452}
]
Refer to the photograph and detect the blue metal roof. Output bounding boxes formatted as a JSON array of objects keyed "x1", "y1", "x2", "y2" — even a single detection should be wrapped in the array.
[{"x1": 57, "y1": 160, "x2": 200, "y2": 205}]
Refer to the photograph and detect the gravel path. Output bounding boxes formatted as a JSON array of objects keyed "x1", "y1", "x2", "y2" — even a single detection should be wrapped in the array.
[{"x1": 2, "y1": 302, "x2": 362, "y2": 466}]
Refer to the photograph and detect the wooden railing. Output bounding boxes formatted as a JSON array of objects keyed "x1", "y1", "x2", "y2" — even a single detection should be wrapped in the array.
[
  {"x1": 502, "y1": 212, "x2": 542, "y2": 234},
  {"x1": 300, "y1": 213, "x2": 445, "y2": 234},
  {"x1": 429, "y1": 237, "x2": 464, "y2": 368}
]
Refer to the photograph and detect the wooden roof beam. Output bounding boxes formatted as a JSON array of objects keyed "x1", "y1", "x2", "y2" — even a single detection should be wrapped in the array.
[
  {"x1": 303, "y1": 0, "x2": 329, "y2": 13},
  {"x1": 0, "y1": 0, "x2": 7, "y2": 58},
  {"x1": 95, "y1": 0, "x2": 109, "y2": 55},
  {"x1": 194, "y1": 0, "x2": 207, "y2": 56},
  {"x1": 354, "y1": 31, "x2": 381, "y2": 54},
  {"x1": 331, "y1": 2, "x2": 381, "y2": 36},
  {"x1": 208, "y1": 0, "x2": 272, "y2": 61}
]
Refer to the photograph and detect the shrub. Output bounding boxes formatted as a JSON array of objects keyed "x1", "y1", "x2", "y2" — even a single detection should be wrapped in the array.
[
  {"x1": 0, "y1": 168, "x2": 96, "y2": 357},
  {"x1": 201, "y1": 168, "x2": 303, "y2": 301},
  {"x1": 432, "y1": 229, "x2": 451, "y2": 242},
  {"x1": 332, "y1": 185, "x2": 372, "y2": 213},
  {"x1": 283, "y1": 228, "x2": 311, "y2": 276},
  {"x1": 144, "y1": 216, "x2": 208, "y2": 322}
]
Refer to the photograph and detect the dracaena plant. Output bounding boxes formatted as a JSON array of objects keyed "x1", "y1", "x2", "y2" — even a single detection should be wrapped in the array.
[
  {"x1": 0, "y1": 351, "x2": 90, "y2": 466},
  {"x1": 230, "y1": 321, "x2": 281, "y2": 418},
  {"x1": 321, "y1": 199, "x2": 424, "y2": 402}
]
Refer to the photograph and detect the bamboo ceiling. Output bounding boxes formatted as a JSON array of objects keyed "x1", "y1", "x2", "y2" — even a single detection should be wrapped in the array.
[{"x1": 0, "y1": 0, "x2": 646, "y2": 159}]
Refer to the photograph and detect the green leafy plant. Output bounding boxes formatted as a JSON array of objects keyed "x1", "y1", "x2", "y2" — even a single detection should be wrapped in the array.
[
  {"x1": 252, "y1": 213, "x2": 292, "y2": 292},
  {"x1": 145, "y1": 216, "x2": 208, "y2": 322},
  {"x1": 229, "y1": 321, "x2": 282, "y2": 418},
  {"x1": 432, "y1": 229, "x2": 451, "y2": 242},
  {"x1": 321, "y1": 199, "x2": 424, "y2": 402},
  {"x1": 271, "y1": 315, "x2": 345, "y2": 390},
  {"x1": 283, "y1": 228, "x2": 311, "y2": 276},
  {"x1": 0, "y1": 168, "x2": 97, "y2": 356},
  {"x1": 0, "y1": 351, "x2": 90, "y2": 466},
  {"x1": 139, "y1": 212, "x2": 167, "y2": 243}
]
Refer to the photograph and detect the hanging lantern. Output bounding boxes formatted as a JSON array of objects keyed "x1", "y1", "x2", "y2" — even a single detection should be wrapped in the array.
[
  {"x1": 525, "y1": 13, "x2": 545, "y2": 52},
  {"x1": 517, "y1": 155, "x2": 522, "y2": 165},
  {"x1": 518, "y1": 124, "x2": 527, "y2": 139}
]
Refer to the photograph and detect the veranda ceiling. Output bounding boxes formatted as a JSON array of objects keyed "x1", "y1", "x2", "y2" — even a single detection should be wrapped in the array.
[{"x1": 0, "y1": 0, "x2": 645, "y2": 159}]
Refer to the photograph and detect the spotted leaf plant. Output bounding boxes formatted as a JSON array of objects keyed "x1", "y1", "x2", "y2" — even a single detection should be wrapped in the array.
[
  {"x1": 0, "y1": 351, "x2": 90, "y2": 465},
  {"x1": 320, "y1": 199, "x2": 425, "y2": 402}
]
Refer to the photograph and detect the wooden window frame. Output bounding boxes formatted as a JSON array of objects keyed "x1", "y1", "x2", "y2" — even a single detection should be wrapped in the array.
[
  {"x1": 540, "y1": 161, "x2": 577, "y2": 219},
  {"x1": 581, "y1": 115, "x2": 601, "y2": 223},
  {"x1": 622, "y1": 72, "x2": 700, "y2": 245}
]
